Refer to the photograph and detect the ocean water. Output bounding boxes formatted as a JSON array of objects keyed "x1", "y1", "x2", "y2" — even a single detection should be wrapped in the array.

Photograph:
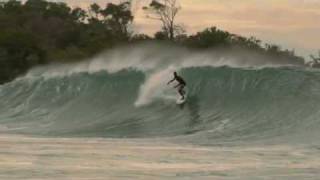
[{"x1": 1, "y1": 43, "x2": 320, "y2": 179}]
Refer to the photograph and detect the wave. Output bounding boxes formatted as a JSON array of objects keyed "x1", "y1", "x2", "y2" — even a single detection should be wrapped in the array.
[
  {"x1": 1, "y1": 66, "x2": 320, "y2": 141},
  {"x1": 0, "y1": 43, "x2": 319, "y2": 144}
]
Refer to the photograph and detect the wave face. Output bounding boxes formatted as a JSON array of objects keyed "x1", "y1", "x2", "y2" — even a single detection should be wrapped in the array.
[
  {"x1": 1, "y1": 44, "x2": 320, "y2": 143},
  {"x1": 1, "y1": 67, "x2": 320, "y2": 142}
]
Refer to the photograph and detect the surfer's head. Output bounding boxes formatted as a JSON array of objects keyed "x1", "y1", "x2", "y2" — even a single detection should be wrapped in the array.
[{"x1": 174, "y1": 72, "x2": 177, "y2": 77}]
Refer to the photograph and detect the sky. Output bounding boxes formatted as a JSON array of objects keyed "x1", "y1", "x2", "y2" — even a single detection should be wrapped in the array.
[{"x1": 45, "y1": 0, "x2": 320, "y2": 58}]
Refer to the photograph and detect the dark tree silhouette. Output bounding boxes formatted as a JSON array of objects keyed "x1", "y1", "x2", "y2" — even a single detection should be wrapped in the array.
[
  {"x1": 143, "y1": 0, "x2": 184, "y2": 40},
  {"x1": 0, "y1": 0, "x2": 307, "y2": 84},
  {"x1": 101, "y1": 2, "x2": 134, "y2": 40}
]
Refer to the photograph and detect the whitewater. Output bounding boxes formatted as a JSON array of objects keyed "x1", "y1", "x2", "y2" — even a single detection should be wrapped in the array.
[{"x1": 1, "y1": 43, "x2": 320, "y2": 179}]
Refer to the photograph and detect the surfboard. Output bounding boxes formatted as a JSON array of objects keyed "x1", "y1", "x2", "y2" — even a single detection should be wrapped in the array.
[
  {"x1": 176, "y1": 98, "x2": 186, "y2": 104},
  {"x1": 176, "y1": 93, "x2": 187, "y2": 104}
]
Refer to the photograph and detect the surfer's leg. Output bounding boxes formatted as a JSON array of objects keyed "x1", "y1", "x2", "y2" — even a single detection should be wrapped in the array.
[
  {"x1": 178, "y1": 86, "x2": 185, "y2": 100},
  {"x1": 181, "y1": 85, "x2": 186, "y2": 95}
]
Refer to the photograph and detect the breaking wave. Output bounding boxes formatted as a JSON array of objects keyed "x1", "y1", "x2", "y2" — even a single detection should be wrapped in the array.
[{"x1": 1, "y1": 43, "x2": 319, "y2": 144}]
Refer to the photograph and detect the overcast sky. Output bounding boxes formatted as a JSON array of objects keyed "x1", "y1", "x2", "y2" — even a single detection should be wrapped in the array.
[{"x1": 46, "y1": 0, "x2": 320, "y2": 58}]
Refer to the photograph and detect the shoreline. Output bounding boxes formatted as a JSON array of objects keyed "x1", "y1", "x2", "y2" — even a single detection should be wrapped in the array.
[{"x1": 1, "y1": 135, "x2": 319, "y2": 179}]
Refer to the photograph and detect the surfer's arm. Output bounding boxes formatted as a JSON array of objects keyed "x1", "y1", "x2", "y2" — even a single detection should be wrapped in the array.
[
  {"x1": 310, "y1": 55, "x2": 316, "y2": 61},
  {"x1": 167, "y1": 78, "x2": 175, "y2": 85},
  {"x1": 310, "y1": 55, "x2": 320, "y2": 62},
  {"x1": 174, "y1": 83, "x2": 181, "y2": 88}
]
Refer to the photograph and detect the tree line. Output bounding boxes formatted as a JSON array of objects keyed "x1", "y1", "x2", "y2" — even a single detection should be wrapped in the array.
[{"x1": 0, "y1": 0, "x2": 305, "y2": 84}]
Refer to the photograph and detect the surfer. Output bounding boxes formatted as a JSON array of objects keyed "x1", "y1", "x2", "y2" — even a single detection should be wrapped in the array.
[
  {"x1": 311, "y1": 55, "x2": 320, "y2": 63},
  {"x1": 309, "y1": 55, "x2": 320, "y2": 68},
  {"x1": 167, "y1": 72, "x2": 187, "y2": 100}
]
